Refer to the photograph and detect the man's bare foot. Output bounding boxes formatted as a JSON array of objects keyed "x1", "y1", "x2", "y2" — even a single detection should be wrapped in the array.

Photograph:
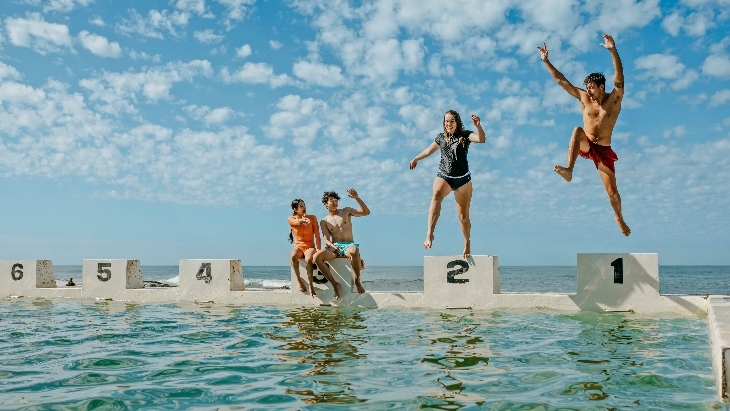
[
  {"x1": 332, "y1": 281, "x2": 342, "y2": 300},
  {"x1": 616, "y1": 216, "x2": 631, "y2": 237},
  {"x1": 310, "y1": 287, "x2": 317, "y2": 298},
  {"x1": 296, "y1": 276, "x2": 307, "y2": 293},
  {"x1": 354, "y1": 278, "x2": 365, "y2": 294},
  {"x1": 462, "y1": 241, "x2": 471, "y2": 259},
  {"x1": 554, "y1": 165, "x2": 573, "y2": 182},
  {"x1": 424, "y1": 234, "x2": 434, "y2": 249}
]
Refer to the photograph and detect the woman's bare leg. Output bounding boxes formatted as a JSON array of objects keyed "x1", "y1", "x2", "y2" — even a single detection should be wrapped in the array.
[
  {"x1": 425, "y1": 177, "x2": 453, "y2": 248},
  {"x1": 454, "y1": 181, "x2": 473, "y2": 258},
  {"x1": 290, "y1": 248, "x2": 307, "y2": 293},
  {"x1": 303, "y1": 248, "x2": 318, "y2": 297}
]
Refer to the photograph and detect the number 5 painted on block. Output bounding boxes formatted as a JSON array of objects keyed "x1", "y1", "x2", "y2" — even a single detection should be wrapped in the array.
[{"x1": 97, "y1": 263, "x2": 111, "y2": 282}]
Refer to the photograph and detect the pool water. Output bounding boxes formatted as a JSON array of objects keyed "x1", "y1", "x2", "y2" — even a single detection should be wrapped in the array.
[{"x1": 1, "y1": 300, "x2": 725, "y2": 410}]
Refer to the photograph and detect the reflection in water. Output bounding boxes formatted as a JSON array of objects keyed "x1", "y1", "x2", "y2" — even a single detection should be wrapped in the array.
[{"x1": 277, "y1": 307, "x2": 367, "y2": 405}]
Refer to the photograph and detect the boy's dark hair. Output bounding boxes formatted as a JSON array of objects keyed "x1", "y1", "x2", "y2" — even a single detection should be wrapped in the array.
[
  {"x1": 322, "y1": 191, "x2": 340, "y2": 205},
  {"x1": 584, "y1": 72, "x2": 606, "y2": 88}
]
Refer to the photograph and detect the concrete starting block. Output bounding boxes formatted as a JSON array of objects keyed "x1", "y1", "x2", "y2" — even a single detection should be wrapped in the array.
[
  {"x1": 82, "y1": 260, "x2": 143, "y2": 299},
  {"x1": 424, "y1": 255, "x2": 499, "y2": 309},
  {"x1": 1, "y1": 260, "x2": 55, "y2": 296},
  {"x1": 179, "y1": 259, "x2": 244, "y2": 302},
  {"x1": 290, "y1": 257, "x2": 358, "y2": 305},
  {"x1": 575, "y1": 253, "x2": 660, "y2": 312}
]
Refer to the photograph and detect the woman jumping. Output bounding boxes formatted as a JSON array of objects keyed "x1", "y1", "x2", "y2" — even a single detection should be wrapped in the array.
[
  {"x1": 409, "y1": 110, "x2": 486, "y2": 258},
  {"x1": 288, "y1": 199, "x2": 321, "y2": 297}
]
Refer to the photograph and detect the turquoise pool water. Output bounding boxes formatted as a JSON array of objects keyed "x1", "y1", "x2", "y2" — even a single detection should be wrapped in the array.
[{"x1": 1, "y1": 300, "x2": 725, "y2": 410}]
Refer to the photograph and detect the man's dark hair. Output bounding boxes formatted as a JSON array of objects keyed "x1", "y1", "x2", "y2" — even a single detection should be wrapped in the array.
[
  {"x1": 322, "y1": 191, "x2": 340, "y2": 205},
  {"x1": 584, "y1": 72, "x2": 606, "y2": 88}
]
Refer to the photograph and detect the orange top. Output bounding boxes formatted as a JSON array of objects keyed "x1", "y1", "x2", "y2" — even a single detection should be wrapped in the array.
[{"x1": 288, "y1": 214, "x2": 318, "y2": 250}]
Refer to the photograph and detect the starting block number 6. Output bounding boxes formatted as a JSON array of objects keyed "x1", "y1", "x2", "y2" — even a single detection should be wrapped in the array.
[{"x1": 11, "y1": 263, "x2": 23, "y2": 281}]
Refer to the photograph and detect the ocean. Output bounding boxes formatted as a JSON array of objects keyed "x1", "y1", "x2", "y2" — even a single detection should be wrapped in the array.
[{"x1": 2, "y1": 266, "x2": 729, "y2": 409}]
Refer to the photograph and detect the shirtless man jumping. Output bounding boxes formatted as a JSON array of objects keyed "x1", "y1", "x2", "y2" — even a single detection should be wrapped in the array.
[
  {"x1": 538, "y1": 34, "x2": 631, "y2": 236},
  {"x1": 314, "y1": 188, "x2": 370, "y2": 297}
]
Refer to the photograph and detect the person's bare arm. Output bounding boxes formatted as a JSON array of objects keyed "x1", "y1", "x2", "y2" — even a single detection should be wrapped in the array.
[
  {"x1": 320, "y1": 220, "x2": 337, "y2": 250},
  {"x1": 601, "y1": 34, "x2": 625, "y2": 102},
  {"x1": 346, "y1": 188, "x2": 370, "y2": 217},
  {"x1": 288, "y1": 215, "x2": 310, "y2": 227},
  {"x1": 312, "y1": 216, "x2": 321, "y2": 250},
  {"x1": 468, "y1": 114, "x2": 486, "y2": 143},
  {"x1": 409, "y1": 141, "x2": 439, "y2": 170},
  {"x1": 537, "y1": 43, "x2": 583, "y2": 100}
]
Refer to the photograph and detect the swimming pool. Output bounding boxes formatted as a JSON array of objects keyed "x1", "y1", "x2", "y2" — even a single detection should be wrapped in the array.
[{"x1": 1, "y1": 300, "x2": 724, "y2": 409}]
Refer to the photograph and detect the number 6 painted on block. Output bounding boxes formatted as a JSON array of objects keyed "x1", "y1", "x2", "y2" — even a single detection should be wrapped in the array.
[
  {"x1": 97, "y1": 263, "x2": 112, "y2": 282},
  {"x1": 11, "y1": 263, "x2": 23, "y2": 281}
]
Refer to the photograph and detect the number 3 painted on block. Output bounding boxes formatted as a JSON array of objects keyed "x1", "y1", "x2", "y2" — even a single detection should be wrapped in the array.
[{"x1": 447, "y1": 260, "x2": 469, "y2": 284}]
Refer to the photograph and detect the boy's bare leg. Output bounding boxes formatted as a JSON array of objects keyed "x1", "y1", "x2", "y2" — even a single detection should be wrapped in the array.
[
  {"x1": 290, "y1": 248, "x2": 307, "y2": 293},
  {"x1": 314, "y1": 249, "x2": 342, "y2": 300},
  {"x1": 454, "y1": 182, "x2": 473, "y2": 258},
  {"x1": 425, "y1": 178, "x2": 452, "y2": 248},
  {"x1": 304, "y1": 248, "x2": 318, "y2": 298},
  {"x1": 555, "y1": 126, "x2": 589, "y2": 182},
  {"x1": 346, "y1": 246, "x2": 365, "y2": 294},
  {"x1": 597, "y1": 164, "x2": 631, "y2": 236}
]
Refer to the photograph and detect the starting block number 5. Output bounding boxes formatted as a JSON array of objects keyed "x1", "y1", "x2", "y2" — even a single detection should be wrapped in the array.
[{"x1": 97, "y1": 263, "x2": 112, "y2": 282}]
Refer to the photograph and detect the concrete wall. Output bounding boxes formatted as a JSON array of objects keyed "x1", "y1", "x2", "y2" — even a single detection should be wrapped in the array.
[{"x1": 0, "y1": 254, "x2": 708, "y2": 315}]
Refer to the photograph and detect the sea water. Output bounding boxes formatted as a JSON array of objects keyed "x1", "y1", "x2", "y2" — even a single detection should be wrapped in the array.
[{"x1": 3, "y1": 266, "x2": 730, "y2": 409}]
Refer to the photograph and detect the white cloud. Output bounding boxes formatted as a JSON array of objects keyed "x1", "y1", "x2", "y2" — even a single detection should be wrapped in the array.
[
  {"x1": 4, "y1": 13, "x2": 73, "y2": 55},
  {"x1": 710, "y1": 89, "x2": 730, "y2": 107},
  {"x1": 194, "y1": 29, "x2": 223, "y2": 44},
  {"x1": 183, "y1": 105, "x2": 234, "y2": 125},
  {"x1": 80, "y1": 60, "x2": 214, "y2": 114},
  {"x1": 174, "y1": 0, "x2": 214, "y2": 17},
  {"x1": 220, "y1": 62, "x2": 292, "y2": 88},
  {"x1": 116, "y1": 8, "x2": 190, "y2": 39},
  {"x1": 89, "y1": 16, "x2": 105, "y2": 26},
  {"x1": 635, "y1": 54, "x2": 687, "y2": 79},
  {"x1": 663, "y1": 125, "x2": 687, "y2": 138},
  {"x1": 269, "y1": 40, "x2": 283, "y2": 50},
  {"x1": 216, "y1": 0, "x2": 257, "y2": 29},
  {"x1": 0, "y1": 62, "x2": 22, "y2": 80},
  {"x1": 702, "y1": 54, "x2": 730, "y2": 77},
  {"x1": 292, "y1": 61, "x2": 344, "y2": 87},
  {"x1": 33, "y1": 0, "x2": 95, "y2": 13},
  {"x1": 77, "y1": 30, "x2": 122, "y2": 58},
  {"x1": 236, "y1": 44, "x2": 251, "y2": 58}
]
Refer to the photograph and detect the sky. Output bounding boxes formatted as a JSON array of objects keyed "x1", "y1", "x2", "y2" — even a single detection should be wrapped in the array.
[{"x1": 0, "y1": 0, "x2": 729, "y2": 267}]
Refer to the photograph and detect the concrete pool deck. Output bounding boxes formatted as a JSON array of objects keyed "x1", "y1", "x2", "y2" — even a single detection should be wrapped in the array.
[{"x1": 2, "y1": 253, "x2": 729, "y2": 400}]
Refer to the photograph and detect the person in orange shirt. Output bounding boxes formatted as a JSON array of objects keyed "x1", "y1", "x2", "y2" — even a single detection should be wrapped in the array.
[{"x1": 288, "y1": 198, "x2": 323, "y2": 297}]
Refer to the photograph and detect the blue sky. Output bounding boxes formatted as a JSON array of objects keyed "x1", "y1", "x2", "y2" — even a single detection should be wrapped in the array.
[{"x1": 1, "y1": 0, "x2": 729, "y2": 266}]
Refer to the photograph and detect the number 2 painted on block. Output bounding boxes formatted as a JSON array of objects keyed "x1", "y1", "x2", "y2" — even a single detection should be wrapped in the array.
[
  {"x1": 197, "y1": 263, "x2": 212, "y2": 284},
  {"x1": 447, "y1": 260, "x2": 469, "y2": 284}
]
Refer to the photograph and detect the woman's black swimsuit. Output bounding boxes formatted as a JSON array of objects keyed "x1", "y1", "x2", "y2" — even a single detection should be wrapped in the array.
[{"x1": 435, "y1": 131, "x2": 473, "y2": 190}]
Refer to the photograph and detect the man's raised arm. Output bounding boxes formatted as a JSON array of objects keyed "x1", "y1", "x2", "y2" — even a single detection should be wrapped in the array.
[
  {"x1": 537, "y1": 43, "x2": 582, "y2": 100},
  {"x1": 601, "y1": 34, "x2": 624, "y2": 94},
  {"x1": 347, "y1": 188, "x2": 370, "y2": 217}
]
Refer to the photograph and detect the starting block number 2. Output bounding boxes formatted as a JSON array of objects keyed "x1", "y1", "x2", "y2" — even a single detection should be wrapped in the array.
[{"x1": 447, "y1": 260, "x2": 469, "y2": 284}]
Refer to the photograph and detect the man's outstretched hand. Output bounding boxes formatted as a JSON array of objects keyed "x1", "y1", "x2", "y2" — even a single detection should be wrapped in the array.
[{"x1": 600, "y1": 34, "x2": 616, "y2": 50}]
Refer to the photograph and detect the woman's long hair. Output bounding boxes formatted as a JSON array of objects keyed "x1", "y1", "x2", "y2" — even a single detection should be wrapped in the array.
[
  {"x1": 443, "y1": 109, "x2": 467, "y2": 147},
  {"x1": 288, "y1": 199, "x2": 304, "y2": 243}
]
